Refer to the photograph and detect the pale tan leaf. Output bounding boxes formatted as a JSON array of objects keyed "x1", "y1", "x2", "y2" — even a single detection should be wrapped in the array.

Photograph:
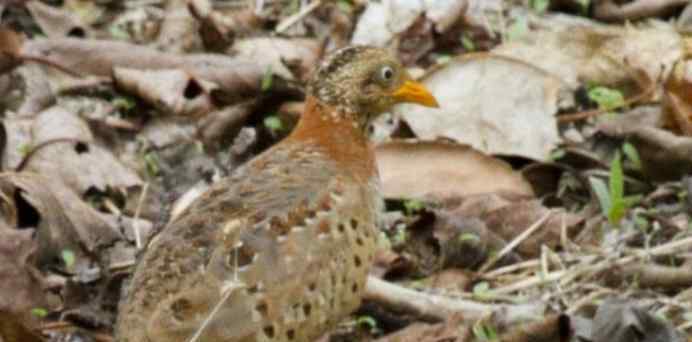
[
  {"x1": 393, "y1": 54, "x2": 562, "y2": 160},
  {"x1": 375, "y1": 140, "x2": 534, "y2": 200}
]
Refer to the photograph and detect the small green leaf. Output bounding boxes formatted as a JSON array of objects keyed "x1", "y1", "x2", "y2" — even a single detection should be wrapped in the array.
[
  {"x1": 435, "y1": 54, "x2": 452, "y2": 65},
  {"x1": 577, "y1": 0, "x2": 591, "y2": 15},
  {"x1": 144, "y1": 152, "x2": 161, "y2": 177},
  {"x1": 609, "y1": 152, "x2": 624, "y2": 202},
  {"x1": 18, "y1": 143, "x2": 33, "y2": 156},
  {"x1": 587, "y1": 86, "x2": 625, "y2": 111},
  {"x1": 633, "y1": 213, "x2": 649, "y2": 231},
  {"x1": 108, "y1": 24, "x2": 130, "y2": 40},
  {"x1": 390, "y1": 227, "x2": 408, "y2": 245},
  {"x1": 356, "y1": 316, "x2": 379, "y2": 333},
  {"x1": 461, "y1": 34, "x2": 476, "y2": 51},
  {"x1": 472, "y1": 321, "x2": 498, "y2": 341},
  {"x1": 506, "y1": 16, "x2": 528, "y2": 41},
  {"x1": 263, "y1": 115, "x2": 283, "y2": 133},
  {"x1": 31, "y1": 308, "x2": 48, "y2": 318},
  {"x1": 530, "y1": 0, "x2": 550, "y2": 13},
  {"x1": 589, "y1": 177, "x2": 611, "y2": 218},
  {"x1": 608, "y1": 200, "x2": 626, "y2": 225},
  {"x1": 458, "y1": 233, "x2": 480, "y2": 243},
  {"x1": 549, "y1": 148, "x2": 566, "y2": 161},
  {"x1": 622, "y1": 195, "x2": 642, "y2": 207},
  {"x1": 337, "y1": 0, "x2": 353, "y2": 13},
  {"x1": 622, "y1": 142, "x2": 642, "y2": 170},
  {"x1": 606, "y1": 152, "x2": 627, "y2": 224},
  {"x1": 472, "y1": 282, "x2": 492, "y2": 300},
  {"x1": 61, "y1": 249, "x2": 75, "y2": 268},
  {"x1": 403, "y1": 199, "x2": 424, "y2": 215},
  {"x1": 261, "y1": 66, "x2": 273, "y2": 91},
  {"x1": 112, "y1": 96, "x2": 135, "y2": 111}
]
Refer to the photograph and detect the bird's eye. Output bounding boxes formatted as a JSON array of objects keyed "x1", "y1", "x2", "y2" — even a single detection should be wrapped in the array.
[{"x1": 379, "y1": 66, "x2": 394, "y2": 82}]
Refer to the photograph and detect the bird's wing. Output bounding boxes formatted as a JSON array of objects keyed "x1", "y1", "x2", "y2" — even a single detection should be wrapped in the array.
[{"x1": 118, "y1": 141, "x2": 375, "y2": 342}]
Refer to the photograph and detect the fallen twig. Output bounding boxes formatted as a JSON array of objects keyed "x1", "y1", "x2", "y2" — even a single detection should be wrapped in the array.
[
  {"x1": 364, "y1": 276, "x2": 545, "y2": 325},
  {"x1": 275, "y1": 0, "x2": 323, "y2": 34},
  {"x1": 479, "y1": 210, "x2": 553, "y2": 273}
]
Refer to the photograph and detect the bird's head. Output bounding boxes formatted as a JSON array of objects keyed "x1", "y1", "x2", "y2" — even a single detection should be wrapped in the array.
[{"x1": 307, "y1": 46, "x2": 438, "y2": 127}]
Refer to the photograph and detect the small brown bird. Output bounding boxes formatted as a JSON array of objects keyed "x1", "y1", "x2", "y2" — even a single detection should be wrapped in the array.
[{"x1": 116, "y1": 46, "x2": 438, "y2": 342}]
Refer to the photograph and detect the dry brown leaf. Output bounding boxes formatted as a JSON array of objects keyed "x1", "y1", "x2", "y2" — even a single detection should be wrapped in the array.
[
  {"x1": 21, "y1": 38, "x2": 302, "y2": 97},
  {"x1": 375, "y1": 314, "x2": 470, "y2": 342},
  {"x1": 25, "y1": 0, "x2": 88, "y2": 38},
  {"x1": 592, "y1": 298, "x2": 685, "y2": 342},
  {"x1": 15, "y1": 64, "x2": 56, "y2": 117},
  {"x1": 21, "y1": 106, "x2": 141, "y2": 194},
  {"x1": 0, "y1": 28, "x2": 22, "y2": 74},
  {"x1": 593, "y1": 0, "x2": 688, "y2": 22},
  {"x1": 188, "y1": 0, "x2": 235, "y2": 52},
  {"x1": 0, "y1": 310, "x2": 44, "y2": 342},
  {"x1": 113, "y1": 68, "x2": 216, "y2": 117},
  {"x1": 156, "y1": 0, "x2": 200, "y2": 52},
  {"x1": 447, "y1": 194, "x2": 582, "y2": 258},
  {"x1": 0, "y1": 224, "x2": 46, "y2": 329},
  {"x1": 351, "y1": 0, "x2": 466, "y2": 46},
  {"x1": 494, "y1": 17, "x2": 682, "y2": 94},
  {"x1": 663, "y1": 59, "x2": 692, "y2": 135},
  {"x1": 499, "y1": 314, "x2": 571, "y2": 342},
  {"x1": 0, "y1": 117, "x2": 33, "y2": 171},
  {"x1": 599, "y1": 114, "x2": 692, "y2": 181},
  {"x1": 23, "y1": 38, "x2": 318, "y2": 97},
  {"x1": 230, "y1": 37, "x2": 321, "y2": 81},
  {"x1": 393, "y1": 54, "x2": 562, "y2": 160},
  {"x1": 398, "y1": 211, "x2": 501, "y2": 276},
  {"x1": 375, "y1": 140, "x2": 534, "y2": 200},
  {"x1": 0, "y1": 172, "x2": 122, "y2": 273},
  {"x1": 198, "y1": 100, "x2": 258, "y2": 150},
  {"x1": 139, "y1": 118, "x2": 197, "y2": 149}
]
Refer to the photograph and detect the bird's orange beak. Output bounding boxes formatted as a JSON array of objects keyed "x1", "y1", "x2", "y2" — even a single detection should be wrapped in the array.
[{"x1": 392, "y1": 80, "x2": 439, "y2": 108}]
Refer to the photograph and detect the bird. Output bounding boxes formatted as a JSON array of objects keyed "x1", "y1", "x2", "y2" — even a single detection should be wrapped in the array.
[{"x1": 116, "y1": 45, "x2": 439, "y2": 342}]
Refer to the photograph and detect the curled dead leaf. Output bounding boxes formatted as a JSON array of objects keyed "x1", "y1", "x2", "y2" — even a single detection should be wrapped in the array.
[
  {"x1": 230, "y1": 37, "x2": 321, "y2": 81},
  {"x1": 113, "y1": 68, "x2": 217, "y2": 117},
  {"x1": 351, "y1": 0, "x2": 467, "y2": 47},
  {"x1": 0, "y1": 172, "x2": 122, "y2": 273},
  {"x1": 21, "y1": 37, "x2": 318, "y2": 99},
  {"x1": 26, "y1": 0, "x2": 89, "y2": 38},
  {"x1": 375, "y1": 140, "x2": 534, "y2": 200},
  {"x1": 663, "y1": 59, "x2": 692, "y2": 135},
  {"x1": 19, "y1": 106, "x2": 141, "y2": 194}
]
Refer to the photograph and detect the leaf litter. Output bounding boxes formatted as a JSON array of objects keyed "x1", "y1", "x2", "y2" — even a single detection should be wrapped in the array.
[{"x1": 1, "y1": 0, "x2": 692, "y2": 341}]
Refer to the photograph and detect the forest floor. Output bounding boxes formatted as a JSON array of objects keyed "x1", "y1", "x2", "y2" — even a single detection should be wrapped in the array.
[{"x1": 1, "y1": 0, "x2": 692, "y2": 341}]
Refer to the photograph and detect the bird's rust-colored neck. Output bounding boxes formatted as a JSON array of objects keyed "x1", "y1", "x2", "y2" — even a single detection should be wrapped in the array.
[{"x1": 286, "y1": 96, "x2": 376, "y2": 181}]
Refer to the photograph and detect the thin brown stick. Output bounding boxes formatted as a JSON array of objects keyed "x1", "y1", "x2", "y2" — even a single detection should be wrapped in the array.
[
  {"x1": 557, "y1": 81, "x2": 656, "y2": 123},
  {"x1": 275, "y1": 0, "x2": 322, "y2": 33},
  {"x1": 479, "y1": 210, "x2": 553, "y2": 273},
  {"x1": 20, "y1": 54, "x2": 84, "y2": 78}
]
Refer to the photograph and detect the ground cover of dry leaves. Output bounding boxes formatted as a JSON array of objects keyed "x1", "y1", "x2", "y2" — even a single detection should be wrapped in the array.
[{"x1": 1, "y1": 0, "x2": 692, "y2": 341}]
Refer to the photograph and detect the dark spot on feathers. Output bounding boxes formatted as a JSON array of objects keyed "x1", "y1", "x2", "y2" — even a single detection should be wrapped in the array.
[
  {"x1": 263, "y1": 325, "x2": 275, "y2": 338},
  {"x1": 255, "y1": 300, "x2": 268, "y2": 316}
]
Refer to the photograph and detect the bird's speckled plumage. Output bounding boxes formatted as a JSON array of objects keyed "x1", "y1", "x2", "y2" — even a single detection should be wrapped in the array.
[{"x1": 116, "y1": 45, "x2": 435, "y2": 342}]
